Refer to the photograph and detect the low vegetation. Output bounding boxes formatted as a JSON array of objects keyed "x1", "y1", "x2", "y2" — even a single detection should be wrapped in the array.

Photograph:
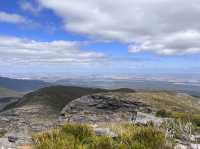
[
  {"x1": 156, "y1": 109, "x2": 172, "y2": 118},
  {"x1": 0, "y1": 129, "x2": 6, "y2": 138},
  {"x1": 127, "y1": 91, "x2": 200, "y2": 113},
  {"x1": 98, "y1": 91, "x2": 200, "y2": 114},
  {"x1": 161, "y1": 119, "x2": 200, "y2": 148},
  {"x1": 156, "y1": 109, "x2": 200, "y2": 131},
  {"x1": 32, "y1": 123, "x2": 172, "y2": 149}
]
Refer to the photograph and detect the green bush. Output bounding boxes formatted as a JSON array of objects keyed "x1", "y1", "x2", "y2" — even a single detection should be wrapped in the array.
[
  {"x1": 90, "y1": 136, "x2": 114, "y2": 149},
  {"x1": 156, "y1": 109, "x2": 172, "y2": 118},
  {"x1": 33, "y1": 123, "x2": 170, "y2": 149},
  {"x1": 119, "y1": 125, "x2": 166, "y2": 149},
  {"x1": 170, "y1": 112, "x2": 200, "y2": 127},
  {"x1": 191, "y1": 115, "x2": 200, "y2": 126},
  {"x1": 61, "y1": 123, "x2": 94, "y2": 141},
  {"x1": 33, "y1": 129, "x2": 77, "y2": 149},
  {"x1": 156, "y1": 109, "x2": 200, "y2": 128},
  {"x1": 0, "y1": 130, "x2": 6, "y2": 138}
]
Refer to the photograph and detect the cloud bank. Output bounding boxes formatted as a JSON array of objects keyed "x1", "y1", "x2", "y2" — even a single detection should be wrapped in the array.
[
  {"x1": 0, "y1": 11, "x2": 27, "y2": 24},
  {"x1": 0, "y1": 36, "x2": 105, "y2": 64},
  {"x1": 37, "y1": 0, "x2": 200, "y2": 55}
]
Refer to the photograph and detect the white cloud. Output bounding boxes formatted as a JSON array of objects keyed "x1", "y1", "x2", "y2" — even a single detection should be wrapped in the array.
[
  {"x1": 0, "y1": 11, "x2": 27, "y2": 24},
  {"x1": 19, "y1": 1, "x2": 42, "y2": 14},
  {"x1": 37, "y1": 0, "x2": 200, "y2": 55},
  {"x1": 0, "y1": 36, "x2": 105, "y2": 64},
  {"x1": 128, "y1": 30, "x2": 200, "y2": 55}
]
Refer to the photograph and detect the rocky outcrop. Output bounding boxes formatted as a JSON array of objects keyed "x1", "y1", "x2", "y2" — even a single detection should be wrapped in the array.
[
  {"x1": 60, "y1": 94, "x2": 152, "y2": 123},
  {"x1": 0, "y1": 104, "x2": 59, "y2": 147}
]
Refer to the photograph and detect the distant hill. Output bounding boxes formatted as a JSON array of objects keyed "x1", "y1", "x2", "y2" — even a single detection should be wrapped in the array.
[
  {"x1": 5, "y1": 86, "x2": 106, "y2": 113},
  {"x1": 0, "y1": 86, "x2": 22, "y2": 97},
  {"x1": 55, "y1": 78, "x2": 200, "y2": 97},
  {"x1": 0, "y1": 77, "x2": 50, "y2": 92},
  {"x1": 4, "y1": 86, "x2": 135, "y2": 114}
]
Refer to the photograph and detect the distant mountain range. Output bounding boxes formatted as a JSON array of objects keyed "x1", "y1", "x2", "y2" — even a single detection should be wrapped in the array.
[
  {"x1": 55, "y1": 78, "x2": 200, "y2": 97},
  {"x1": 1, "y1": 76, "x2": 200, "y2": 97},
  {"x1": 0, "y1": 77, "x2": 50, "y2": 92}
]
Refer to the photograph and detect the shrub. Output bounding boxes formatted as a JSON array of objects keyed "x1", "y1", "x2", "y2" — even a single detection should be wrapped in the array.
[
  {"x1": 156, "y1": 109, "x2": 172, "y2": 118},
  {"x1": 61, "y1": 123, "x2": 94, "y2": 141},
  {"x1": 170, "y1": 112, "x2": 200, "y2": 127},
  {"x1": 119, "y1": 125, "x2": 166, "y2": 149},
  {"x1": 90, "y1": 136, "x2": 114, "y2": 149},
  {"x1": 0, "y1": 130, "x2": 6, "y2": 137},
  {"x1": 33, "y1": 129, "x2": 77, "y2": 149},
  {"x1": 33, "y1": 123, "x2": 171, "y2": 149},
  {"x1": 162, "y1": 119, "x2": 193, "y2": 147},
  {"x1": 191, "y1": 115, "x2": 200, "y2": 126}
]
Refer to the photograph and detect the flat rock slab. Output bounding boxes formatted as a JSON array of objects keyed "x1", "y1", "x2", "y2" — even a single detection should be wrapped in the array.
[
  {"x1": 94, "y1": 128, "x2": 118, "y2": 138},
  {"x1": 135, "y1": 112, "x2": 166, "y2": 125},
  {"x1": 60, "y1": 95, "x2": 150, "y2": 123}
]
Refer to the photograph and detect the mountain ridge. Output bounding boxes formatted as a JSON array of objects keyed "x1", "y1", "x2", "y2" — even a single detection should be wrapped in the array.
[{"x1": 0, "y1": 77, "x2": 50, "y2": 92}]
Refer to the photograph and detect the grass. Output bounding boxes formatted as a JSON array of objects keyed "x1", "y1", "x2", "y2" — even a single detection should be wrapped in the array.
[
  {"x1": 0, "y1": 129, "x2": 6, "y2": 137},
  {"x1": 156, "y1": 109, "x2": 200, "y2": 129},
  {"x1": 107, "y1": 91, "x2": 200, "y2": 129},
  {"x1": 127, "y1": 91, "x2": 200, "y2": 113},
  {"x1": 32, "y1": 123, "x2": 172, "y2": 149},
  {"x1": 95, "y1": 91, "x2": 200, "y2": 128},
  {"x1": 170, "y1": 112, "x2": 200, "y2": 129},
  {"x1": 96, "y1": 91, "x2": 200, "y2": 114},
  {"x1": 156, "y1": 110, "x2": 200, "y2": 134},
  {"x1": 156, "y1": 109, "x2": 172, "y2": 118}
]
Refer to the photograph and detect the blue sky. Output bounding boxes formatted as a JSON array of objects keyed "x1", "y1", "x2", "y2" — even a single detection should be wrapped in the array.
[{"x1": 0, "y1": 0, "x2": 200, "y2": 78}]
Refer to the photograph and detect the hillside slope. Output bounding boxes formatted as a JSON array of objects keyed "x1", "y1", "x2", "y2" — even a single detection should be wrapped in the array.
[
  {"x1": 0, "y1": 86, "x2": 136, "y2": 131},
  {"x1": 60, "y1": 91, "x2": 200, "y2": 124},
  {"x1": 0, "y1": 77, "x2": 50, "y2": 92},
  {"x1": 127, "y1": 91, "x2": 200, "y2": 113},
  {"x1": 16, "y1": 86, "x2": 107, "y2": 111},
  {"x1": 0, "y1": 86, "x2": 108, "y2": 141},
  {"x1": 95, "y1": 91, "x2": 200, "y2": 114}
]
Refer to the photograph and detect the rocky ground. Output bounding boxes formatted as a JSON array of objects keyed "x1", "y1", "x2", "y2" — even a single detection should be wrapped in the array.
[
  {"x1": 0, "y1": 104, "x2": 59, "y2": 148},
  {"x1": 0, "y1": 92, "x2": 200, "y2": 148},
  {"x1": 0, "y1": 93, "x2": 158, "y2": 148},
  {"x1": 60, "y1": 94, "x2": 154, "y2": 123}
]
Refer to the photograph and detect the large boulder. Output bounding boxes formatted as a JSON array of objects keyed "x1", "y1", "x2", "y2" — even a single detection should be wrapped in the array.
[{"x1": 60, "y1": 94, "x2": 151, "y2": 123}]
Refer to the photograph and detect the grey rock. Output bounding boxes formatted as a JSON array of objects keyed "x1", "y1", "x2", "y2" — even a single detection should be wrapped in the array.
[
  {"x1": 60, "y1": 95, "x2": 151, "y2": 123},
  {"x1": 94, "y1": 128, "x2": 118, "y2": 138},
  {"x1": 135, "y1": 112, "x2": 166, "y2": 125}
]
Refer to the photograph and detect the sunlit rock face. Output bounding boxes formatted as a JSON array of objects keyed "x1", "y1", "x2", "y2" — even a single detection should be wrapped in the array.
[{"x1": 60, "y1": 94, "x2": 151, "y2": 123}]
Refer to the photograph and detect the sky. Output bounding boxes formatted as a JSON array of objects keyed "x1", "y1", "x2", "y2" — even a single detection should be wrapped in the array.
[{"x1": 0, "y1": 0, "x2": 200, "y2": 78}]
